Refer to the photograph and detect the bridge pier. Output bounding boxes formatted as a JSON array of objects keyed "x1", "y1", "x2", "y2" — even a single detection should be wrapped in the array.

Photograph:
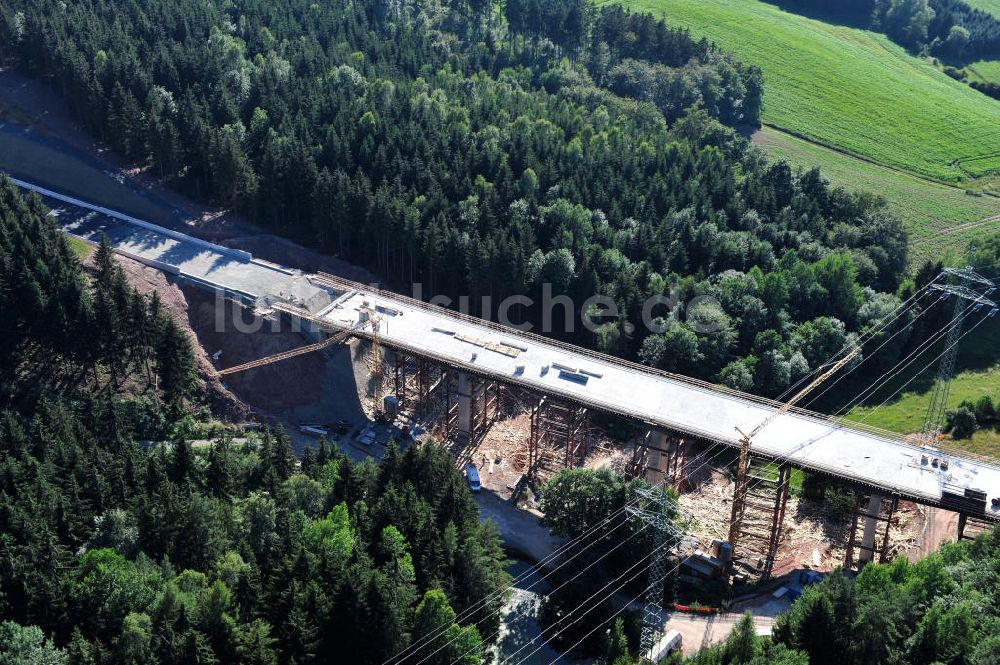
[
  {"x1": 445, "y1": 371, "x2": 502, "y2": 446},
  {"x1": 957, "y1": 512, "x2": 993, "y2": 541},
  {"x1": 456, "y1": 371, "x2": 473, "y2": 440},
  {"x1": 472, "y1": 379, "x2": 502, "y2": 442},
  {"x1": 631, "y1": 431, "x2": 688, "y2": 490},
  {"x1": 858, "y1": 494, "x2": 884, "y2": 566},
  {"x1": 845, "y1": 493, "x2": 898, "y2": 571}
]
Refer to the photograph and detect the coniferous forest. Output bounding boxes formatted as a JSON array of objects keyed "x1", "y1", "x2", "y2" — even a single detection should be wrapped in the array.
[
  {"x1": 672, "y1": 531, "x2": 1000, "y2": 665},
  {"x1": 0, "y1": 0, "x2": 929, "y2": 401},
  {"x1": 0, "y1": 178, "x2": 509, "y2": 664}
]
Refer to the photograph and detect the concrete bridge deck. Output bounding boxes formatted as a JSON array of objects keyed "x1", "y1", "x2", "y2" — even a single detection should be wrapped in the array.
[{"x1": 13, "y1": 177, "x2": 1000, "y2": 517}]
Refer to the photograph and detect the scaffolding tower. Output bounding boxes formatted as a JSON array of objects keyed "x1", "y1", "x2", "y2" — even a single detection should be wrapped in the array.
[
  {"x1": 727, "y1": 460, "x2": 791, "y2": 580},
  {"x1": 528, "y1": 398, "x2": 590, "y2": 478}
]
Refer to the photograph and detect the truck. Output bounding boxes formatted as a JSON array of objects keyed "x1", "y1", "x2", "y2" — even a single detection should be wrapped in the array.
[
  {"x1": 787, "y1": 569, "x2": 824, "y2": 602},
  {"x1": 465, "y1": 464, "x2": 481, "y2": 492}
]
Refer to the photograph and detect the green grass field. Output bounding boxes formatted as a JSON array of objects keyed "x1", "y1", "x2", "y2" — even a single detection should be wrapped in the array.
[
  {"x1": 844, "y1": 366, "x2": 1000, "y2": 459},
  {"x1": 966, "y1": 59, "x2": 1000, "y2": 86},
  {"x1": 958, "y1": 154, "x2": 1000, "y2": 178},
  {"x1": 609, "y1": 0, "x2": 1000, "y2": 187},
  {"x1": 964, "y1": 0, "x2": 1000, "y2": 18},
  {"x1": 66, "y1": 235, "x2": 92, "y2": 259},
  {"x1": 754, "y1": 127, "x2": 1000, "y2": 264},
  {"x1": 839, "y1": 319, "x2": 1000, "y2": 459}
]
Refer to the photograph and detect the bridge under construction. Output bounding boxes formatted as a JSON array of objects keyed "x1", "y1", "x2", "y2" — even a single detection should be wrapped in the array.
[{"x1": 15, "y1": 177, "x2": 1000, "y2": 578}]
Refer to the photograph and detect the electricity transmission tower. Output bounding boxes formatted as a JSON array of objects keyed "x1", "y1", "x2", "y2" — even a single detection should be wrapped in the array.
[
  {"x1": 919, "y1": 260, "x2": 996, "y2": 448},
  {"x1": 626, "y1": 487, "x2": 693, "y2": 663}
]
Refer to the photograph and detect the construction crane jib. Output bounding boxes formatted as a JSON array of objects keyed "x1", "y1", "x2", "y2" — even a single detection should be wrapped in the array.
[
  {"x1": 727, "y1": 345, "x2": 861, "y2": 553},
  {"x1": 738, "y1": 345, "x2": 862, "y2": 444}
]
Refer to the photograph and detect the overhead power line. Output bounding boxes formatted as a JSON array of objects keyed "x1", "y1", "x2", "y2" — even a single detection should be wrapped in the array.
[{"x1": 918, "y1": 261, "x2": 997, "y2": 448}]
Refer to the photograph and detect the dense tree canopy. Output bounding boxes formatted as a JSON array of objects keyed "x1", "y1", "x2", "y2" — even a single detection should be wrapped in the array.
[
  {"x1": 769, "y1": 532, "x2": 1000, "y2": 665},
  {"x1": 664, "y1": 529, "x2": 1000, "y2": 665},
  {"x1": 0, "y1": 0, "x2": 921, "y2": 399},
  {"x1": 0, "y1": 178, "x2": 195, "y2": 422},
  {"x1": 537, "y1": 469, "x2": 679, "y2": 657},
  {"x1": 0, "y1": 183, "x2": 510, "y2": 664},
  {"x1": 784, "y1": 0, "x2": 1000, "y2": 58}
]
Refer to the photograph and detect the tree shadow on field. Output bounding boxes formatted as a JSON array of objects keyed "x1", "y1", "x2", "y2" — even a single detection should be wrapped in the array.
[
  {"x1": 808, "y1": 316, "x2": 1000, "y2": 415},
  {"x1": 764, "y1": 0, "x2": 874, "y2": 31}
]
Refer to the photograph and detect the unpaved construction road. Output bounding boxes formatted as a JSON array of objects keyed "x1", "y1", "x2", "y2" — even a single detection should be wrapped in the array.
[{"x1": 664, "y1": 610, "x2": 778, "y2": 653}]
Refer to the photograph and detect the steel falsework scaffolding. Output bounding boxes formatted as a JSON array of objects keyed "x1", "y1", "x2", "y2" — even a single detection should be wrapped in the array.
[
  {"x1": 393, "y1": 354, "x2": 439, "y2": 415},
  {"x1": 528, "y1": 397, "x2": 590, "y2": 478},
  {"x1": 728, "y1": 458, "x2": 791, "y2": 580}
]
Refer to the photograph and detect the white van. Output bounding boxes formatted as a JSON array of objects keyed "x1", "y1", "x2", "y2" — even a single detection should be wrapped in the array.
[{"x1": 649, "y1": 630, "x2": 683, "y2": 662}]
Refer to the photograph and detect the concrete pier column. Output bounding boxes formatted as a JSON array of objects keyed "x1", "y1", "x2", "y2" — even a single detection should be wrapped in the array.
[
  {"x1": 858, "y1": 494, "x2": 884, "y2": 565},
  {"x1": 643, "y1": 431, "x2": 671, "y2": 485},
  {"x1": 457, "y1": 372, "x2": 473, "y2": 439}
]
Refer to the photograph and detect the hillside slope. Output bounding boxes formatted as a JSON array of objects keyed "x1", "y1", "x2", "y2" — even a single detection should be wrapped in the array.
[
  {"x1": 611, "y1": 0, "x2": 1000, "y2": 187},
  {"x1": 754, "y1": 127, "x2": 1000, "y2": 264}
]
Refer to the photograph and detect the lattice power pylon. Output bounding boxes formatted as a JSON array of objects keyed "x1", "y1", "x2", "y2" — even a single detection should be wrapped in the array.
[
  {"x1": 919, "y1": 263, "x2": 996, "y2": 448},
  {"x1": 626, "y1": 487, "x2": 693, "y2": 663}
]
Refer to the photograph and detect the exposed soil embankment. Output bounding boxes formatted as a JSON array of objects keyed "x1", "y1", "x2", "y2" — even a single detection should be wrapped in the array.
[
  {"x1": 106, "y1": 254, "x2": 372, "y2": 428},
  {"x1": 184, "y1": 291, "x2": 367, "y2": 426},
  {"x1": 0, "y1": 67, "x2": 379, "y2": 426},
  {"x1": 84, "y1": 251, "x2": 252, "y2": 421}
]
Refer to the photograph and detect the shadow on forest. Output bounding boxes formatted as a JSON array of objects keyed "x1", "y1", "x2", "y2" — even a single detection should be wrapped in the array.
[{"x1": 763, "y1": 0, "x2": 1000, "y2": 67}]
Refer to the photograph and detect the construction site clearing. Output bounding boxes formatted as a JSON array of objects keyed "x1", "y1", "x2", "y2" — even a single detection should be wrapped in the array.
[
  {"x1": 351, "y1": 366, "x2": 928, "y2": 583},
  {"x1": 490, "y1": 428, "x2": 922, "y2": 576}
]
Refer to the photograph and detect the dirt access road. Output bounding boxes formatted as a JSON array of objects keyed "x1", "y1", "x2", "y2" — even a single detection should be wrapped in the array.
[{"x1": 664, "y1": 610, "x2": 778, "y2": 653}]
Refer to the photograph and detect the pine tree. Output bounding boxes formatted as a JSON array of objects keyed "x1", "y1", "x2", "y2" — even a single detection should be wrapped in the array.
[
  {"x1": 600, "y1": 618, "x2": 632, "y2": 665},
  {"x1": 156, "y1": 316, "x2": 194, "y2": 417},
  {"x1": 171, "y1": 438, "x2": 195, "y2": 486},
  {"x1": 206, "y1": 438, "x2": 235, "y2": 499}
]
